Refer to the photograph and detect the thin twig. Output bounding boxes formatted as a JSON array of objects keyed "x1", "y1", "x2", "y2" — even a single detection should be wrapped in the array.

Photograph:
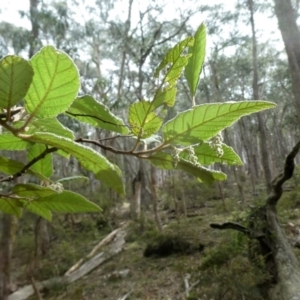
[
  {"x1": 0, "y1": 147, "x2": 57, "y2": 182},
  {"x1": 267, "y1": 140, "x2": 300, "y2": 206},
  {"x1": 76, "y1": 138, "x2": 169, "y2": 157}
]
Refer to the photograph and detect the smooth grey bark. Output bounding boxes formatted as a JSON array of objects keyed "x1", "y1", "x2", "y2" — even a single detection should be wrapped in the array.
[
  {"x1": 247, "y1": 0, "x2": 273, "y2": 193},
  {"x1": 274, "y1": 0, "x2": 300, "y2": 120}
]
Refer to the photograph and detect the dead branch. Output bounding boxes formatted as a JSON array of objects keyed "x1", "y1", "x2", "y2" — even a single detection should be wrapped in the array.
[
  {"x1": 8, "y1": 228, "x2": 127, "y2": 300},
  {"x1": 65, "y1": 225, "x2": 126, "y2": 276}
]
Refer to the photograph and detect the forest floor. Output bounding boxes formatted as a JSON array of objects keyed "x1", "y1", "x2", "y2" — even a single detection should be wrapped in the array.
[{"x1": 11, "y1": 185, "x2": 300, "y2": 300}]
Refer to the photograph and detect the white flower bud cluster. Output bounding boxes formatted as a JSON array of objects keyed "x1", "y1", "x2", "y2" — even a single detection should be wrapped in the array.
[
  {"x1": 172, "y1": 147, "x2": 181, "y2": 167},
  {"x1": 49, "y1": 182, "x2": 64, "y2": 193},
  {"x1": 209, "y1": 132, "x2": 224, "y2": 158},
  {"x1": 187, "y1": 146, "x2": 201, "y2": 167}
]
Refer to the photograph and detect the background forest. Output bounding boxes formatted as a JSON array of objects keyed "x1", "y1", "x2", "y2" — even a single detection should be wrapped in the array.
[{"x1": 1, "y1": 0, "x2": 300, "y2": 299}]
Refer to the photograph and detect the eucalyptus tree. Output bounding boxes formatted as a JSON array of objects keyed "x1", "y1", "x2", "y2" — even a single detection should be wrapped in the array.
[{"x1": 274, "y1": 0, "x2": 300, "y2": 122}]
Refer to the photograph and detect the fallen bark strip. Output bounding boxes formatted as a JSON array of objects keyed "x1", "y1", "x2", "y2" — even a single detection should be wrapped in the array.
[{"x1": 8, "y1": 227, "x2": 127, "y2": 300}]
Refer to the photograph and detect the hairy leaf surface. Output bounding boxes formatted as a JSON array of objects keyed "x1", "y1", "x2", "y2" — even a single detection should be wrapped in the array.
[
  {"x1": 181, "y1": 143, "x2": 243, "y2": 166},
  {"x1": 25, "y1": 46, "x2": 80, "y2": 118},
  {"x1": 0, "y1": 133, "x2": 32, "y2": 150},
  {"x1": 148, "y1": 152, "x2": 226, "y2": 184},
  {"x1": 32, "y1": 118, "x2": 74, "y2": 139},
  {"x1": 163, "y1": 101, "x2": 276, "y2": 145}
]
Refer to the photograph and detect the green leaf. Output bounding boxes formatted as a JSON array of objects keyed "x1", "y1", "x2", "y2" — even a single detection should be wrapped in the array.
[
  {"x1": 13, "y1": 183, "x2": 59, "y2": 197},
  {"x1": 163, "y1": 101, "x2": 276, "y2": 145},
  {"x1": 129, "y1": 100, "x2": 163, "y2": 138},
  {"x1": 184, "y1": 23, "x2": 206, "y2": 97},
  {"x1": 0, "y1": 197, "x2": 23, "y2": 217},
  {"x1": 0, "y1": 155, "x2": 29, "y2": 175},
  {"x1": 0, "y1": 155, "x2": 50, "y2": 180},
  {"x1": 25, "y1": 46, "x2": 80, "y2": 118},
  {"x1": 0, "y1": 55, "x2": 33, "y2": 109},
  {"x1": 67, "y1": 96, "x2": 129, "y2": 134},
  {"x1": 31, "y1": 118, "x2": 75, "y2": 139},
  {"x1": 26, "y1": 203, "x2": 52, "y2": 221},
  {"x1": 181, "y1": 143, "x2": 243, "y2": 166},
  {"x1": 28, "y1": 191, "x2": 101, "y2": 220},
  {"x1": 154, "y1": 37, "x2": 194, "y2": 86},
  {"x1": 0, "y1": 133, "x2": 32, "y2": 150},
  {"x1": 148, "y1": 152, "x2": 226, "y2": 184},
  {"x1": 27, "y1": 144, "x2": 53, "y2": 178},
  {"x1": 152, "y1": 37, "x2": 194, "y2": 110},
  {"x1": 128, "y1": 38, "x2": 193, "y2": 138},
  {"x1": 152, "y1": 87, "x2": 177, "y2": 110},
  {"x1": 26, "y1": 132, "x2": 125, "y2": 195}
]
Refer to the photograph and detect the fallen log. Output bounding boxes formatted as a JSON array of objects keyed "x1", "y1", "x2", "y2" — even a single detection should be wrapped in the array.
[{"x1": 8, "y1": 227, "x2": 127, "y2": 300}]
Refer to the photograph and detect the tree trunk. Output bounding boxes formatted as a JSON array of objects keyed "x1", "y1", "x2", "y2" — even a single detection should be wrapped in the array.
[
  {"x1": 274, "y1": 0, "x2": 300, "y2": 120},
  {"x1": 150, "y1": 165, "x2": 162, "y2": 231},
  {"x1": 247, "y1": 0, "x2": 273, "y2": 193},
  {"x1": 35, "y1": 218, "x2": 50, "y2": 257},
  {"x1": 211, "y1": 141, "x2": 300, "y2": 299},
  {"x1": 29, "y1": 0, "x2": 39, "y2": 58},
  {"x1": 0, "y1": 215, "x2": 18, "y2": 300},
  {"x1": 131, "y1": 168, "x2": 142, "y2": 220}
]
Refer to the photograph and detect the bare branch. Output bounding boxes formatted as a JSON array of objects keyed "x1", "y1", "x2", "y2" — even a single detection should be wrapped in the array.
[
  {"x1": 267, "y1": 140, "x2": 300, "y2": 206},
  {"x1": 210, "y1": 222, "x2": 251, "y2": 235},
  {"x1": 210, "y1": 222, "x2": 264, "y2": 238}
]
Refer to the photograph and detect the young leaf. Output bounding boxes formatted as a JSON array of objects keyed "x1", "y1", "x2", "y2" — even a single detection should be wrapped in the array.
[
  {"x1": 180, "y1": 143, "x2": 243, "y2": 166},
  {"x1": 0, "y1": 55, "x2": 33, "y2": 109},
  {"x1": 27, "y1": 144, "x2": 53, "y2": 178},
  {"x1": 152, "y1": 37, "x2": 194, "y2": 110},
  {"x1": 154, "y1": 37, "x2": 194, "y2": 86},
  {"x1": 163, "y1": 101, "x2": 276, "y2": 145},
  {"x1": 29, "y1": 190, "x2": 101, "y2": 218},
  {"x1": 0, "y1": 197, "x2": 23, "y2": 217},
  {"x1": 152, "y1": 87, "x2": 177, "y2": 110},
  {"x1": 0, "y1": 133, "x2": 32, "y2": 150},
  {"x1": 26, "y1": 132, "x2": 125, "y2": 195},
  {"x1": 67, "y1": 96, "x2": 129, "y2": 134},
  {"x1": 25, "y1": 46, "x2": 80, "y2": 118},
  {"x1": 148, "y1": 152, "x2": 226, "y2": 184},
  {"x1": 129, "y1": 101, "x2": 163, "y2": 138},
  {"x1": 13, "y1": 183, "x2": 59, "y2": 197},
  {"x1": 184, "y1": 23, "x2": 206, "y2": 97}
]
